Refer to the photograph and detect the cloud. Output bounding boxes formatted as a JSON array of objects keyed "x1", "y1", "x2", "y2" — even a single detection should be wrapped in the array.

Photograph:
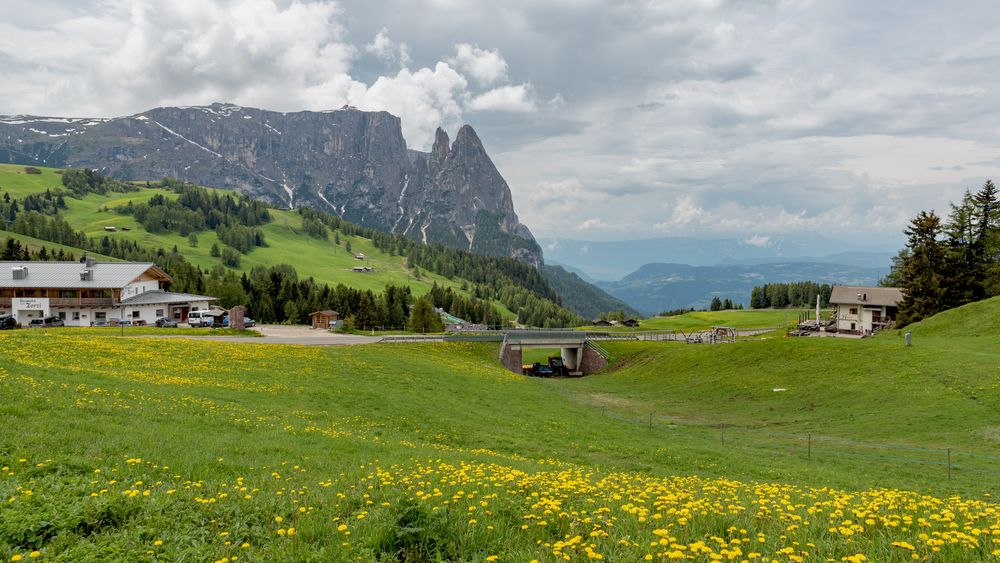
[
  {"x1": 364, "y1": 27, "x2": 411, "y2": 67},
  {"x1": 0, "y1": 0, "x2": 544, "y2": 150},
  {"x1": 447, "y1": 43, "x2": 508, "y2": 85},
  {"x1": 349, "y1": 63, "x2": 468, "y2": 146},
  {"x1": 467, "y1": 84, "x2": 536, "y2": 112},
  {"x1": 4, "y1": 0, "x2": 1000, "y2": 244},
  {"x1": 742, "y1": 235, "x2": 771, "y2": 247},
  {"x1": 576, "y1": 218, "x2": 607, "y2": 231}
]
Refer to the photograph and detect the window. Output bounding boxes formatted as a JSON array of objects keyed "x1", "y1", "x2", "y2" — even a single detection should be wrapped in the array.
[
  {"x1": 58, "y1": 312, "x2": 67, "y2": 320},
  {"x1": 156, "y1": 309, "x2": 165, "y2": 318},
  {"x1": 95, "y1": 312, "x2": 107, "y2": 320},
  {"x1": 132, "y1": 310, "x2": 141, "y2": 319},
  {"x1": 849, "y1": 307, "x2": 858, "y2": 315},
  {"x1": 72, "y1": 312, "x2": 80, "y2": 321},
  {"x1": 59, "y1": 290, "x2": 77, "y2": 298}
]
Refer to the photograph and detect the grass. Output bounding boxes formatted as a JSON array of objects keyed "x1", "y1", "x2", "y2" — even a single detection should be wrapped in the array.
[
  {"x1": 55, "y1": 327, "x2": 260, "y2": 337},
  {"x1": 580, "y1": 309, "x2": 813, "y2": 333},
  {"x1": 0, "y1": 163, "x2": 66, "y2": 198},
  {"x1": 0, "y1": 165, "x2": 517, "y2": 320},
  {"x1": 898, "y1": 295, "x2": 1000, "y2": 338},
  {"x1": 1, "y1": 322, "x2": 998, "y2": 560}
]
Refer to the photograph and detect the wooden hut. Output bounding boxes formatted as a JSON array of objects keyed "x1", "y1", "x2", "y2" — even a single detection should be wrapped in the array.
[{"x1": 309, "y1": 309, "x2": 340, "y2": 329}]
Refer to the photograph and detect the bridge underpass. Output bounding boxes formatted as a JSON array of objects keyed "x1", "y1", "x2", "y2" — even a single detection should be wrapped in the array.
[{"x1": 499, "y1": 331, "x2": 609, "y2": 376}]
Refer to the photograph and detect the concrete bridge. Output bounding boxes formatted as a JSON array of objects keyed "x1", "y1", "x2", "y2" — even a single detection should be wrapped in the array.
[{"x1": 499, "y1": 330, "x2": 609, "y2": 375}]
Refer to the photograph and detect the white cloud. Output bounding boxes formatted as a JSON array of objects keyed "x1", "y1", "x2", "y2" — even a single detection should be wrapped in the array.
[
  {"x1": 364, "y1": 27, "x2": 411, "y2": 67},
  {"x1": 448, "y1": 43, "x2": 509, "y2": 85},
  {"x1": 0, "y1": 0, "x2": 541, "y2": 150},
  {"x1": 576, "y1": 218, "x2": 606, "y2": 231},
  {"x1": 350, "y1": 63, "x2": 469, "y2": 147},
  {"x1": 742, "y1": 234, "x2": 771, "y2": 247},
  {"x1": 467, "y1": 84, "x2": 536, "y2": 113}
]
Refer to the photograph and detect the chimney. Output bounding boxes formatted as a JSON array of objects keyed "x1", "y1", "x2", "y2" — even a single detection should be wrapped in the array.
[
  {"x1": 85, "y1": 256, "x2": 97, "y2": 268},
  {"x1": 11, "y1": 266, "x2": 27, "y2": 280},
  {"x1": 80, "y1": 270, "x2": 93, "y2": 281}
]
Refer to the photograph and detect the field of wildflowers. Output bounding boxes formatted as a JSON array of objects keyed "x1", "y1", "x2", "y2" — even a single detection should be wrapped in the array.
[{"x1": 1, "y1": 330, "x2": 998, "y2": 561}]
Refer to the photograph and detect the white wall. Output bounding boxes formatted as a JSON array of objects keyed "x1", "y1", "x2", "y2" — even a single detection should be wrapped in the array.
[{"x1": 120, "y1": 280, "x2": 160, "y2": 300}]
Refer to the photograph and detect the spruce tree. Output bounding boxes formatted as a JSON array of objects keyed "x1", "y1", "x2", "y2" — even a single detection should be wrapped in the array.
[{"x1": 897, "y1": 211, "x2": 947, "y2": 326}]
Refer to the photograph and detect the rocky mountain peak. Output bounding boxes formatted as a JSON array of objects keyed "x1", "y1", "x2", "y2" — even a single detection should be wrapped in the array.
[
  {"x1": 431, "y1": 127, "x2": 450, "y2": 162},
  {"x1": 0, "y1": 104, "x2": 543, "y2": 264}
]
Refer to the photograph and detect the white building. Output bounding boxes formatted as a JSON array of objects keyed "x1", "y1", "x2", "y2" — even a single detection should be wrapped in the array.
[
  {"x1": 830, "y1": 285, "x2": 903, "y2": 335},
  {"x1": 0, "y1": 258, "x2": 216, "y2": 326}
]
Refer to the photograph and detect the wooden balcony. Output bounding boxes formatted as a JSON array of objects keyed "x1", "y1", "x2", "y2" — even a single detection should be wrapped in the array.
[{"x1": 0, "y1": 297, "x2": 116, "y2": 308}]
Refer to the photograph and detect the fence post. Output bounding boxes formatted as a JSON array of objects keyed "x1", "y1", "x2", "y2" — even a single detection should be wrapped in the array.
[
  {"x1": 807, "y1": 433, "x2": 812, "y2": 460},
  {"x1": 601, "y1": 405, "x2": 606, "y2": 417},
  {"x1": 648, "y1": 413, "x2": 653, "y2": 429},
  {"x1": 720, "y1": 424, "x2": 725, "y2": 446},
  {"x1": 947, "y1": 448, "x2": 952, "y2": 480}
]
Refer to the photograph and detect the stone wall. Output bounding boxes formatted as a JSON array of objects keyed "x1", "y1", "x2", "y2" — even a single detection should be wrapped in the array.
[
  {"x1": 580, "y1": 344, "x2": 608, "y2": 374},
  {"x1": 500, "y1": 345, "x2": 523, "y2": 374}
]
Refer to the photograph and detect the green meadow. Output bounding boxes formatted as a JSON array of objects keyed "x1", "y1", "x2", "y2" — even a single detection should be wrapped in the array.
[
  {"x1": 1, "y1": 299, "x2": 999, "y2": 560},
  {"x1": 580, "y1": 309, "x2": 813, "y2": 332}
]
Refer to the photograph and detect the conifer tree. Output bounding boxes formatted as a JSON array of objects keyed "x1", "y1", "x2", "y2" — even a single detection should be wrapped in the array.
[{"x1": 896, "y1": 211, "x2": 947, "y2": 325}]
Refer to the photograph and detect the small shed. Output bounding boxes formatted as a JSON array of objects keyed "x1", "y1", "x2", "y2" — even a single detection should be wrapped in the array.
[
  {"x1": 310, "y1": 309, "x2": 339, "y2": 329},
  {"x1": 591, "y1": 319, "x2": 612, "y2": 327},
  {"x1": 622, "y1": 318, "x2": 640, "y2": 328}
]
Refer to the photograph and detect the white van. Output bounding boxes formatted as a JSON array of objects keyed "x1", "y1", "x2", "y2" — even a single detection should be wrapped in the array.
[{"x1": 187, "y1": 310, "x2": 212, "y2": 327}]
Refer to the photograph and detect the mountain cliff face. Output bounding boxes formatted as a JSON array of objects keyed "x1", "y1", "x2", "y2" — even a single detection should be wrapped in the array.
[{"x1": 0, "y1": 103, "x2": 541, "y2": 263}]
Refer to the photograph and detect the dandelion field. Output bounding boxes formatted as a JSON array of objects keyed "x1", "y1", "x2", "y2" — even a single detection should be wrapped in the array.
[{"x1": 1, "y1": 329, "x2": 999, "y2": 561}]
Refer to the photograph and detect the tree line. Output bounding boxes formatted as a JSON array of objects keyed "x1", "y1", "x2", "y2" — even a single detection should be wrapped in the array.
[
  {"x1": 1, "y1": 237, "x2": 78, "y2": 262},
  {"x1": 709, "y1": 297, "x2": 744, "y2": 311},
  {"x1": 885, "y1": 179, "x2": 998, "y2": 326},
  {"x1": 750, "y1": 282, "x2": 832, "y2": 309}
]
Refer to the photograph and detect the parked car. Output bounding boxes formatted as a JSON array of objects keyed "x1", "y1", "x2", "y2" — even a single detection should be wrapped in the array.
[
  {"x1": 155, "y1": 317, "x2": 178, "y2": 328},
  {"x1": 28, "y1": 316, "x2": 64, "y2": 328},
  {"x1": 219, "y1": 316, "x2": 255, "y2": 328},
  {"x1": 187, "y1": 310, "x2": 212, "y2": 327},
  {"x1": 0, "y1": 315, "x2": 17, "y2": 330},
  {"x1": 91, "y1": 320, "x2": 109, "y2": 327}
]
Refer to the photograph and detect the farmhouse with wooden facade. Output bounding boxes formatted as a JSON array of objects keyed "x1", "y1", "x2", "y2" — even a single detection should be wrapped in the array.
[
  {"x1": 0, "y1": 258, "x2": 215, "y2": 326},
  {"x1": 829, "y1": 285, "x2": 903, "y2": 335}
]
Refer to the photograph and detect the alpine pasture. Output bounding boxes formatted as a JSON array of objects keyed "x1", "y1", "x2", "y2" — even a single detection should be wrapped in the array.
[{"x1": 2, "y1": 301, "x2": 1000, "y2": 561}]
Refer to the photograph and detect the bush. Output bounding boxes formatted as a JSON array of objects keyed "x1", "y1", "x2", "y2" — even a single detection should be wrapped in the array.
[{"x1": 23, "y1": 166, "x2": 42, "y2": 174}]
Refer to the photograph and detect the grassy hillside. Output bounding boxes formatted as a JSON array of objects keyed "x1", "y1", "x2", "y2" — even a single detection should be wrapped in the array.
[
  {"x1": 0, "y1": 163, "x2": 64, "y2": 198},
  {"x1": 0, "y1": 165, "x2": 517, "y2": 319},
  {"x1": 580, "y1": 308, "x2": 811, "y2": 332},
  {"x1": 1, "y1": 329, "x2": 998, "y2": 560},
  {"x1": 900, "y1": 295, "x2": 1000, "y2": 338},
  {"x1": 0, "y1": 229, "x2": 116, "y2": 261}
]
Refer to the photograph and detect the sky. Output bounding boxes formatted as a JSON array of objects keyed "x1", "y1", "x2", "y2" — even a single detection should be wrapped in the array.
[{"x1": 2, "y1": 0, "x2": 999, "y2": 248}]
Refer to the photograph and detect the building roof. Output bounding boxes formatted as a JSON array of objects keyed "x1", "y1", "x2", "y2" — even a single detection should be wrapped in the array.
[
  {"x1": 120, "y1": 289, "x2": 217, "y2": 306},
  {"x1": 829, "y1": 285, "x2": 904, "y2": 307},
  {"x1": 310, "y1": 309, "x2": 339, "y2": 317},
  {"x1": 0, "y1": 261, "x2": 171, "y2": 289}
]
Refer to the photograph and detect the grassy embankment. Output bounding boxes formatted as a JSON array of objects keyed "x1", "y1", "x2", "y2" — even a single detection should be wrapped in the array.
[
  {"x1": 1, "y1": 300, "x2": 999, "y2": 560},
  {"x1": 579, "y1": 309, "x2": 815, "y2": 333},
  {"x1": 0, "y1": 164, "x2": 516, "y2": 320}
]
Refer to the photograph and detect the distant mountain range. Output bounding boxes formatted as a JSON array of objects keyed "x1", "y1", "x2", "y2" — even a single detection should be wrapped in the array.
[
  {"x1": 0, "y1": 103, "x2": 541, "y2": 264},
  {"x1": 540, "y1": 234, "x2": 898, "y2": 281},
  {"x1": 597, "y1": 261, "x2": 886, "y2": 315}
]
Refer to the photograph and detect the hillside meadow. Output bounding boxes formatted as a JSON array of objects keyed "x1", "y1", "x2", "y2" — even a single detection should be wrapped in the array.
[
  {"x1": 579, "y1": 309, "x2": 813, "y2": 333},
  {"x1": 1, "y1": 324, "x2": 998, "y2": 561}
]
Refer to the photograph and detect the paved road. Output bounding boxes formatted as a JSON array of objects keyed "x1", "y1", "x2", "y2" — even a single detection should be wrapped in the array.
[{"x1": 138, "y1": 325, "x2": 382, "y2": 346}]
